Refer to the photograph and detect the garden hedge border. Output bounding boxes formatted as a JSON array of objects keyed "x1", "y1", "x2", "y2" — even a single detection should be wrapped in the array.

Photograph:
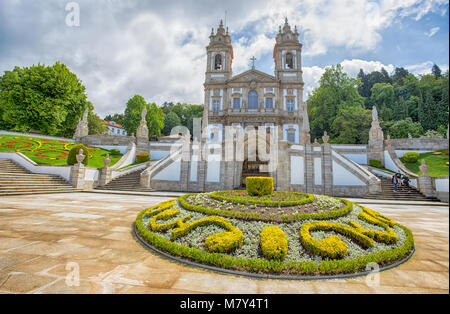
[
  {"x1": 210, "y1": 190, "x2": 314, "y2": 207},
  {"x1": 135, "y1": 203, "x2": 415, "y2": 278},
  {"x1": 179, "y1": 193, "x2": 353, "y2": 222}
]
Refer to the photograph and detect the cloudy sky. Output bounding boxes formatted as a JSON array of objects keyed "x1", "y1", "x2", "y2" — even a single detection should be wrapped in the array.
[{"x1": 0, "y1": 0, "x2": 448, "y2": 117}]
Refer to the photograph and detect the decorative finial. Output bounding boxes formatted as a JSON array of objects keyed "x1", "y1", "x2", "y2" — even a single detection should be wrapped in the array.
[
  {"x1": 211, "y1": 28, "x2": 214, "y2": 35},
  {"x1": 250, "y1": 56, "x2": 257, "y2": 69},
  {"x1": 219, "y1": 19, "x2": 224, "y2": 28},
  {"x1": 285, "y1": 17, "x2": 289, "y2": 25}
]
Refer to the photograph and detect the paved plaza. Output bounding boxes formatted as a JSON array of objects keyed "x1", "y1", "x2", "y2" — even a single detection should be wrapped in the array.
[{"x1": 0, "y1": 192, "x2": 448, "y2": 294}]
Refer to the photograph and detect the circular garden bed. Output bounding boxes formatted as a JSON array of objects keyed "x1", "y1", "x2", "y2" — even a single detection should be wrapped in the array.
[{"x1": 135, "y1": 179, "x2": 414, "y2": 278}]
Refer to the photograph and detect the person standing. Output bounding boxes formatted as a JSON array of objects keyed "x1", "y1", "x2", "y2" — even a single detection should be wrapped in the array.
[{"x1": 392, "y1": 175, "x2": 398, "y2": 192}]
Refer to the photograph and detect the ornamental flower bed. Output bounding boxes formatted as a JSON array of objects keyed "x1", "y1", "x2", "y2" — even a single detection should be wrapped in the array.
[
  {"x1": 0, "y1": 134, "x2": 123, "y2": 168},
  {"x1": 135, "y1": 190, "x2": 415, "y2": 278}
]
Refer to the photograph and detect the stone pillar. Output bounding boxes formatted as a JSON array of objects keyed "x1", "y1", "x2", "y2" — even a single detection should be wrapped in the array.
[
  {"x1": 305, "y1": 144, "x2": 314, "y2": 194},
  {"x1": 70, "y1": 149, "x2": 87, "y2": 189},
  {"x1": 98, "y1": 154, "x2": 112, "y2": 187},
  {"x1": 418, "y1": 160, "x2": 434, "y2": 197},
  {"x1": 367, "y1": 107, "x2": 385, "y2": 166},
  {"x1": 322, "y1": 132, "x2": 333, "y2": 196}
]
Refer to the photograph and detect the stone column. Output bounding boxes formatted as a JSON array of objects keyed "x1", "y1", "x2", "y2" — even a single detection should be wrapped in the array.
[
  {"x1": 322, "y1": 132, "x2": 333, "y2": 196},
  {"x1": 418, "y1": 160, "x2": 434, "y2": 197},
  {"x1": 70, "y1": 149, "x2": 87, "y2": 189},
  {"x1": 98, "y1": 154, "x2": 112, "y2": 187}
]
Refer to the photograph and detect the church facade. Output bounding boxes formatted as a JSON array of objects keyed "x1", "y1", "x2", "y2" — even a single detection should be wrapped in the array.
[
  {"x1": 140, "y1": 19, "x2": 382, "y2": 198},
  {"x1": 202, "y1": 19, "x2": 310, "y2": 145}
]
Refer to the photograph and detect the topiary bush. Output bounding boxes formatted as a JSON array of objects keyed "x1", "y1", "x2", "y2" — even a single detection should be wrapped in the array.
[
  {"x1": 400, "y1": 152, "x2": 419, "y2": 164},
  {"x1": 136, "y1": 152, "x2": 150, "y2": 163},
  {"x1": 246, "y1": 177, "x2": 274, "y2": 196},
  {"x1": 369, "y1": 159, "x2": 382, "y2": 168},
  {"x1": 110, "y1": 149, "x2": 121, "y2": 156},
  {"x1": 67, "y1": 144, "x2": 89, "y2": 166}
]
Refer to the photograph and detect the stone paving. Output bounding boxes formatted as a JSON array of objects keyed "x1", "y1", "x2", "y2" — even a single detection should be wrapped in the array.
[{"x1": 0, "y1": 192, "x2": 448, "y2": 294}]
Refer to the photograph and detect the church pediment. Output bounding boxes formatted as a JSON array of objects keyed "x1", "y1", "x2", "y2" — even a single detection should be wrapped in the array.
[{"x1": 229, "y1": 69, "x2": 277, "y2": 83}]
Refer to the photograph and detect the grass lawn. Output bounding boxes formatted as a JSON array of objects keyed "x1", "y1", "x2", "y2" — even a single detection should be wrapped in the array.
[
  {"x1": 403, "y1": 149, "x2": 449, "y2": 177},
  {"x1": 0, "y1": 134, "x2": 123, "y2": 169}
]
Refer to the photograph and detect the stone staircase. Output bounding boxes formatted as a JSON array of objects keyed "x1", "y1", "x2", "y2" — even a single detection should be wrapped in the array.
[
  {"x1": 96, "y1": 169, "x2": 153, "y2": 192},
  {"x1": 0, "y1": 159, "x2": 78, "y2": 196},
  {"x1": 365, "y1": 175, "x2": 439, "y2": 202}
]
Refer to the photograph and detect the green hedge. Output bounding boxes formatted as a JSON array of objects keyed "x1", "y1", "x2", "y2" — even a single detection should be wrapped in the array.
[
  {"x1": 179, "y1": 194, "x2": 353, "y2": 222},
  {"x1": 246, "y1": 177, "x2": 273, "y2": 196},
  {"x1": 135, "y1": 208, "x2": 415, "y2": 276},
  {"x1": 369, "y1": 159, "x2": 382, "y2": 168},
  {"x1": 136, "y1": 152, "x2": 150, "y2": 163},
  {"x1": 210, "y1": 191, "x2": 315, "y2": 207},
  {"x1": 400, "y1": 152, "x2": 419, "y2": 164}
]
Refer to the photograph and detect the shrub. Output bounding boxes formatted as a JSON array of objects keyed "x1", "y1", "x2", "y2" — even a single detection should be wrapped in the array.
[
  {"x1": 136, "y1": 152, "x2": 151, "y2": 163},
  {"x1": 246, "y1": 177, "x2": 273, "y2": 196},
  {"x1": 400, "y1": 152, "x2": 419, "y2": 164},
  {"x1": 369, "y1": 159, "x2": 381, "y2": 168},
  {"x1": 260, "y1": 226, "x2": 288, "y2": 260},
  {"x1": 110, "y1": 149, "x2": 121, "y2": 156},
  {"x1": 67, "y1": 144, "x2": 89, "y2": 166}
]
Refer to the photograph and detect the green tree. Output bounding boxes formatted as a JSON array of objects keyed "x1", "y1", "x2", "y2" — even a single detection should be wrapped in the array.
[
  {"x1": 162, "y1": 111, "x2": 182, "y2": 135},
  {"x1": 307, "y1": 64, "x2": 365, "y2": 141},
  {"x1": 331, "y1": 106, "x2": 372, "y2": 144},
  {"x1": 123, "y1": 95, "x2": 147, "y2": 136},
  {"x1": 122, "y1": 95, "x2": 165, "y2": 138},
  {"x1": 432, "y1": 64, "x2": 442, "y2": 79},
  {"x1": 0, "y1": 62, "x2": 91, "y2": 137},
  {"x1": 387, "y1": 118, "x2": 424, "y2": 139},
  {"x1": 146, "y1": 102, "x2": 165, "y2": 138},
  {"x1": 369, "y1": 83, "x2": 396, "y2": 121},
  {"x1": 104, "y1": 113, "x2": 125, "y2": 125},
  {"x1": 88, "y1": 112, "x2": 108, "y2": 135}
]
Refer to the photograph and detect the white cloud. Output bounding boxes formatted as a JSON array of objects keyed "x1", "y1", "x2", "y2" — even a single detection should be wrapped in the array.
[
  {"x1": 0, "y1": 0, "x2": 447, "y2": 117},
  {"x1": 425, "y1": 26, "x2": 440, "y2": 37},
  {"x1": 340, "y1": 59, "x2": 395, "y2": 77},
  {"x1": 404, "y1": 61, "x2": 449, "y2": 75}
]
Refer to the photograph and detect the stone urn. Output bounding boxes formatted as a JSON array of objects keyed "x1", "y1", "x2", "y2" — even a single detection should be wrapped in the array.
[
  {"x1": 419, "y1": 159, "x2": 429, "y2": 176},
  {"x1": 76, "y1": 149, "x2": 86, "y2": 165},
  {"x1": 103, "y1": 154, "x2": 111, "y2": 168}
]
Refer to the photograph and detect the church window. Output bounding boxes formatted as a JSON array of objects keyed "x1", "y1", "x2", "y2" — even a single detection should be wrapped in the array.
[
  {"x1": 265, "y1": 98, "x2": 273, "y2": 109},
  {"x1": 213, "y1": 100, "x2": 220, "y2": 112},
  {"x1": 214, "y1": 54, "x2": 222, "y2": 70},
  {"x1": 233, "y1": 98, "x2": 241, "y2": 109},
  {"x1": 287, "y1": 99, "x2": 294, "y2": 111},
  {"x1": 287, "y1": 131, "x2": 296, "y2": 143},
  {"x1": 286, "y1": 53, "x2": 294, "y2": 69},
  {"x1": 248, "y1": 90, "x2": 258, "y2": 109}
]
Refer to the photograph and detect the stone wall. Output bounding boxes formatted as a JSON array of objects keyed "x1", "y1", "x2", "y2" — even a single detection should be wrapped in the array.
[
  {"x1": 389, "y1": 138, "x2": 448, "y2": 151},
  {"x1": 81, "y1": 135, "x2": 134, "y2": 146}
]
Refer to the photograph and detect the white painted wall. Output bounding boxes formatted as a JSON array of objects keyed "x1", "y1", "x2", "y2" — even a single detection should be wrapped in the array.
[
  {"x1": 332, "y1": 161, "x2": 365, "y2": 186},
  {"x1": 314, "y1": 157, "x2": 322, "y2": 185},
  {"x1": 153, "y1": 158, "x2": 181, "y2": 181},
  {"x1": 290, "y1": 155, "x2": 304, "y2": 185},
  {"x1": 343, "y1": 153, "x2": 368, "y2": 165},
  {"x1": 435, "y1": 178, "x2": 449, "y2": 192},
  {"x1": 206, "y1": 160, "x2": 221, "y2": 183}
]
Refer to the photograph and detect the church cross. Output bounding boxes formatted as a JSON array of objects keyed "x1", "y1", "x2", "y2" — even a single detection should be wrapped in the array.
[{"x1": 250, "y1": 56, "x2": 257, "y2": 69}]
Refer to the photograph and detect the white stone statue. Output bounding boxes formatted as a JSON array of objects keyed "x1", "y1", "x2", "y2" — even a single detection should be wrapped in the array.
[
  {"x1": 141, "y1": 108, "x2": 147, "y2": 122},
  {"x1": 372, "y1": 106, "x2": 378, "y2": 122}
]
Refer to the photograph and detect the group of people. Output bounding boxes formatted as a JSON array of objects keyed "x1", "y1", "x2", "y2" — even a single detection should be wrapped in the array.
[{"x1": 392, "y1": 170, "x2": 410, "y2": 192}]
